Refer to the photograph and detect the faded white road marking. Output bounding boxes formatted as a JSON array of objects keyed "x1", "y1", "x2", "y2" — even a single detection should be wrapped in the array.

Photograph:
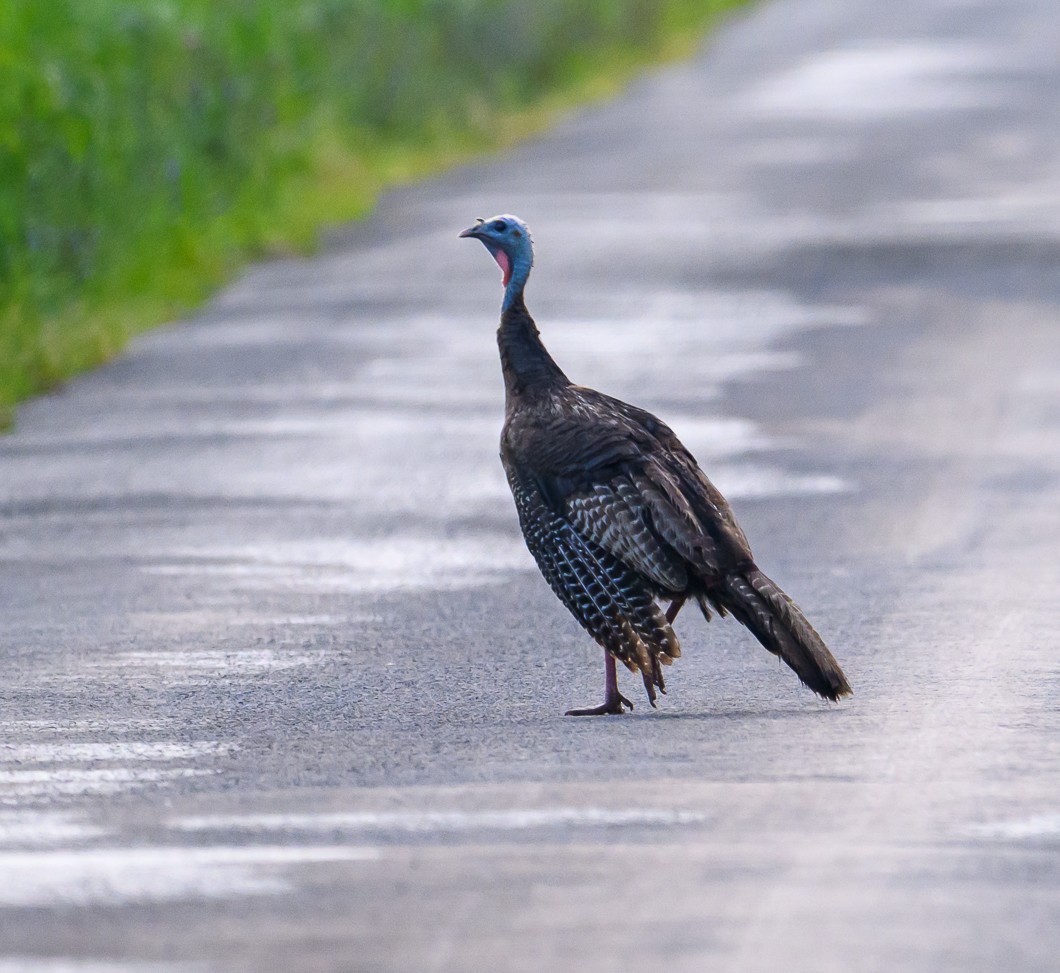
[
  {"x1": 967, "y1": 814, "x2": 1060, "y2": 840},
  {"x1": 0, "y1": 961, "x2": 204, "y2": 973},
  {"x1": 0, "y1": 811, "x2": 104, "y2": 847},
  {"x1": 124, "y1": 610, "x2": 367, "y2": 631},
  {"x1": 171, "y1": 807, "x2": 711, "y2": 834},
  {"x1": 1, "y1": 742, "x2": 233, "y2": 764},
  {"x1": 0, "y1": 720, "x2": 164, "y2": 735},
  {"x1": 708, "y1": 463, "x2": 850, "y2": 498},
  {"x1": 0, "y1": 768, "x2": 214, "y2": 803},
  {"x1": 143, "y1": 535, "x2": 532, "y2": 593},
  {"x1": 86, "y1": 647, "x2": 328, "y2": 678},
  {"x1": 0, "y1": 845, "x2": 378, "y2": 907},
  {"x1": 746, "y1": 42, "x2": 1001, "y2": 119},
  {"x1": 0, "y1": 740, "x2": 234, "y2": 803}
]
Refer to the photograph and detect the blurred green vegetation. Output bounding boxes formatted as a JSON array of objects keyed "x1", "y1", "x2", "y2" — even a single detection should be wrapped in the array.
[{"x1": 0, "y1": 0, "x2": 743, "y2": 424}]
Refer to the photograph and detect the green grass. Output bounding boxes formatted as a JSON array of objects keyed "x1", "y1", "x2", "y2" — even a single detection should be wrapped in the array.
[{"x1": 0, "y1": 0, "x2": 745, "y2": 427}]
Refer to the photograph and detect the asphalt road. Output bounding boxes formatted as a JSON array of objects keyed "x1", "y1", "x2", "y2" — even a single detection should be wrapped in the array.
[{"x1": 2, "y1": 0, "x2": 1059, "y2": 970}]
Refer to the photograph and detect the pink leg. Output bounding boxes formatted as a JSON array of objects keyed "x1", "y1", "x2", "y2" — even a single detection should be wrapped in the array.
[{"x1": 565, "y1": 652, "x2": 634, "y2": 716}]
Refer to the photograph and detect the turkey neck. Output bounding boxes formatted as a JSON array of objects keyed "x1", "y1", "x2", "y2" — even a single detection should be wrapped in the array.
[{"x1": 497, "y1": 295, "x2": 569, "y2": 405}]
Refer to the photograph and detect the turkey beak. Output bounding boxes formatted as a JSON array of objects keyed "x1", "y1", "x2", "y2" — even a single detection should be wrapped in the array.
[{"x1": 459, "y1": 219, "x2": 485, "y2": 239}]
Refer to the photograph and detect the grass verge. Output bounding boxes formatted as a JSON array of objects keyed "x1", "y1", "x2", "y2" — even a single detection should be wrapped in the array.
[{"x1": 0, "y1": 0, "x2": 746, "y2": 427}]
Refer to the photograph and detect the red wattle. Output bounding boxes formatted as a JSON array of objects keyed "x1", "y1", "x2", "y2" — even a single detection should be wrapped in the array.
[{"x1": 493, "y1": 249, "x2": 512, "y2": 287}]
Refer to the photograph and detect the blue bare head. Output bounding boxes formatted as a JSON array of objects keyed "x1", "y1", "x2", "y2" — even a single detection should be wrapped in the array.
[{"x1": 459, "y1": 214, "x2": 534, "y2": 311}]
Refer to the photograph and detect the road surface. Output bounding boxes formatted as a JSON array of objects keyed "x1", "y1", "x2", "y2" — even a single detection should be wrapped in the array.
[{"x1": 1, "y1": 0, "x2": 1058, "y2": 970}]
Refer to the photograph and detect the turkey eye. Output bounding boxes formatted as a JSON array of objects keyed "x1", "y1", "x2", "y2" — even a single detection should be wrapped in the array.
[{"x1": 492, "y1": 220, "x2": 507, "y2": 232}]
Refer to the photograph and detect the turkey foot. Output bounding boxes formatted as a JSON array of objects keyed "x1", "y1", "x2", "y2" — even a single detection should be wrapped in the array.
[
  {"x1": 565, "y1": 688, "x2": 633, "y2": 716},
  {"x1": 565, "y1": 652, "x2": 632, "y2": 716}
]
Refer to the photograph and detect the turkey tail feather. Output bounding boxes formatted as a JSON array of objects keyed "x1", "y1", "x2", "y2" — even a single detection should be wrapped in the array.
[{"x1": 719, "y1": 567, "x2": 852, "y2": 701}]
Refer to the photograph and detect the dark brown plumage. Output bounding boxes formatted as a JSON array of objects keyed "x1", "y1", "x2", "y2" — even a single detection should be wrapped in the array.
[{"x1": 461, "y1": 214, "x2": 852, "y2": 715}]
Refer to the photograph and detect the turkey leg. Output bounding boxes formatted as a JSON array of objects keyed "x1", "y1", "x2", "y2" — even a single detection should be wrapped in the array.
[
  {"x1": 666, "y1": 595, "x2": 686, "y2": 624},
  {"x1": 565, "y1": 652, "x2": 633, "y2": 716}
]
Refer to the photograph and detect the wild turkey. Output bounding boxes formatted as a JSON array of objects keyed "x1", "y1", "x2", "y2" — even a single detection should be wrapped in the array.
[{"x1": 460, "y1": 214, "x2": 852, "y2": 715}]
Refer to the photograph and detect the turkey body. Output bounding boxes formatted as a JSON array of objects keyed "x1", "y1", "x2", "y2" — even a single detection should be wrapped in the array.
[{"x1": 462, "y1": 214, "x2": 851, "y2": 714}]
